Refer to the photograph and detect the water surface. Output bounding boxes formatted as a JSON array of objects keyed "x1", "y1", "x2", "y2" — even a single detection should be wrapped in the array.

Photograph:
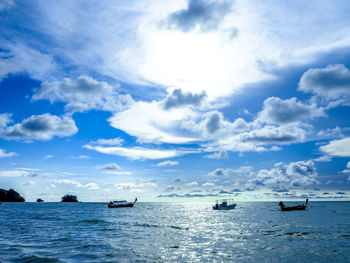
[{"x1": 0, "y1": 201, "x2": 349, "y2": 262}]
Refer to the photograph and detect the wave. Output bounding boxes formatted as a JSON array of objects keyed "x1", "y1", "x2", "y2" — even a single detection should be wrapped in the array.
[{"x1": 15, "y1": 254, "x2": 61, "y2": 263}]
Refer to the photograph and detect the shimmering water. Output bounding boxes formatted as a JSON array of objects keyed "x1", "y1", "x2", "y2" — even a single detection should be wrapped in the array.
[{"x1": 0, "y1": 202, "x2": 349, "y2": 262}]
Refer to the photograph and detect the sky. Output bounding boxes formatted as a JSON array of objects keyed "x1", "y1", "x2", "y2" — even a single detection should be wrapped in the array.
[{"x1": 0, "y1": 0, "x2": 350, "y2": 202}]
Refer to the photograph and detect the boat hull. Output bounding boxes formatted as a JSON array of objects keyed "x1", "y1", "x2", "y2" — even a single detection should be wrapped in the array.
[
  {"x1": 213, "y1": 204, "x2": 236, "y2": 210},
  {"x1": 280, "y1": 205, "x2": 306, "y2": 211},
  {"x1": 108, "y1": 203, "x2": 134, "y2": 208}
]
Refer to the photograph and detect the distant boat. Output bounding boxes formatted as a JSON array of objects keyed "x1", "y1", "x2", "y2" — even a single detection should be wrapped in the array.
[
  {"x1": 279, "y1": 199, "x2": 308, "y2": 211},
  {"x1": 108, "y1": 198, "x2": 137, "y2": 208},
  {"x1": 213, "y1": 199, "x2": 237, "y2": 210}
]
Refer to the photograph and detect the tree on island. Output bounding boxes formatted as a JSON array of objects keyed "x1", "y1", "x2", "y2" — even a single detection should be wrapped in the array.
[
  {"x1": 0, "y1": 188, "x2": 25, "y2": 202},
  {"x1": 61, "y1": 194, "x2": 78, "y2": 202}
]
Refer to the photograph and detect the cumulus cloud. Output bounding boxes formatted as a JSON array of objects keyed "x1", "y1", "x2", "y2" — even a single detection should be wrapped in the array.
[
  {"x1": 240, "y1": 124, "x2": 307, "y2": 144},
  {"x1": 299, "y1": 64, "x2": 350, "y2": 100},
  {"x1": 166, "y1": 0, "x2": 233, "y2": 32},
  {"x1": 208, "y1": 168, "x2": 233, "y2": 177},
  {"x1": 32, "y1": 75, "x2": 132, "y2": 113},
  {"x1": 156, "y1": 160, "x2": 179, "y2": 167},
  {"x1": 163, "y1": 89, "x2": 207, "y2": 110},
  {"x1": 0, "y1": 148, "x2": 17, "y2": 158},
  {"x1": 0, "y1": 113, "x2": 78, "y2": 140},
  {"x1": 206, "y1": 111, "x2": 221, "y2": 134},
  {"x1": 97, "y1": 162, "x2": 121, "y2": 170},
  {"x1": 320, "y1": 137, "x2": 350, "y2": 157},
  {"x1": 247, "y1": 160, "x2": 319, "y2": 191},
  {"x1": 84, "y1": 144, "x2": 194, "y2": 160},
  {"x1": 257, "y1": 97, "x2": 324, "y2": 124}
]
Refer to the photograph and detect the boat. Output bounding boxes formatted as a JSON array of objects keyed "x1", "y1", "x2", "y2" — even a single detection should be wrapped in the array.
[
  {"x1": 213, "y1": 199, "x2": 237, "y2": 210},
  {"x1": 108, "y1": 198, "x2": 137, "y2": 208},
  {"x1": 279, "y1": 199, "x2": 308, "y2": 211}
]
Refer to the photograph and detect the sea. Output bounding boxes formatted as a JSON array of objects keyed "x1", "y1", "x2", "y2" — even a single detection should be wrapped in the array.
[{"x1": 0, "y1": 201, "x2": 349, "y2": 263}]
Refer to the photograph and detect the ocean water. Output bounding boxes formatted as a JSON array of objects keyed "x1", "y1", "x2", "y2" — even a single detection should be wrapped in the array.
[{"x1": 0, "y1": 201, "x2": 349, "y2": 262}]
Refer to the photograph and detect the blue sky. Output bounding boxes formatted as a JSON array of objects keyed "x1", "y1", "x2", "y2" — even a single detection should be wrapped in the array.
[{"x1": 1, "y1": 0, "x2": 350, "y2": 202}]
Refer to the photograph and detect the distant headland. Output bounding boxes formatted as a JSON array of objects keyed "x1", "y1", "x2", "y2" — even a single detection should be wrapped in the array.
[
  {"x1": 0, "y1": 188, "x2": 25, "y2": 202},
  {"x1": 0, "y1": 188, "x2": 81, "y2": 203}
]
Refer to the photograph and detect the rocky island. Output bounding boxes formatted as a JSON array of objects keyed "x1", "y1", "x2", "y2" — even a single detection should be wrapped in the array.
[{"x1": 61, "y1": 194, "x2": 78, "y2": 202}]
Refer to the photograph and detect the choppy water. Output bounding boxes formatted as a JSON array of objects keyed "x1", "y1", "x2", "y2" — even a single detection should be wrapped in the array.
[{"x1": 0, "y1": 201, "x2": 349, "y2": 262}]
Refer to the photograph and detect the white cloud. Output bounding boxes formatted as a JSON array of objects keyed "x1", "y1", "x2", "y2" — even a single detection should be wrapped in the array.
[
  {"x1": 0, "y1": 170, "x2": 38, "y2": 177},
  {"x1": 53, "y1": 179, "x2": 100, "y2": 190},
  {"x1": 76, "y1": 182, "x2": 100, "y2": 190},
  {"x1": 313, "y1": 155, "x2": 332, "y2": 162},
  {"x1": 257, "y1": 97, "x2": 325, "y2": 124},
  {"x1": 299, "y1": 64, "x2": 350, "y2": 100},
  {"x1": 84, "y1": 144, "x2": 193, "y2": 160},
  {"x1": 248, "y1": 160, "x2": 319, "y2": 191},
  {"x1": 156, "y1": 160, "x2": 179, "y2": 167},
  {"x1": 108, "y1": 100, "x2": 199, "y2": 144},
  {"x1": 0, "y1": 113, "x2": 12, "y2": 128},
  {"x1": 44, "y1": 155, "x2": 53, "y2": 159},
  {"x1": 90, "y1": 138, "x2": 124, "y2": 146},
  {"x1": 97, "y1": 163, "x2": 121, "y2": 170},
  {"x1": 202, "y1": 182, "x2": 215, "y2": 186},
  {"x1": 320, "y1": 137, "x2": 350, "y2": 157},
  {"x1": 166, "y1": 0, "x2": 233, "y2": 33},
  {"x1": 4, "y1": 1, "x2": 350, "y2": 102},
  {"x1": 0, "y1": 113, "x2": 78, "y2": 141},
  {"x1": 71, "y1": 155, "x2": 91, "y2": 160},
  {"x1": 163, "y1": 89, "x2": 207, "y2": 110},
  {"x1": 316, "y1": 126, "x2": 344, "y2": 140},
  {"x1": 32, "y1": 75, "x2": 133, "y2": 113},
  {"x1": 0, "y1": 148, "x2": 17, "y2": 158},
  {"x1": 114, "y1": 183, "x2": 136, "y2": 190},
  {"x1": 0, "y1": 42, "x2": 56, "y2": 81},
  {"x1": 105, "y1": 171, "x2": 133, "y2": 175},
  {"x1": 21, "y1": 180, "x2": 35, "y2": 187},
  {"x1": 208, "y1": 168, "x2": 234, "y2": 177},
  {"x1": 204, "y1": 151, "x2": 228, "y2": 159},
  {"x1": 240, "y1": 124, "x2": 307, "y2": 144}
]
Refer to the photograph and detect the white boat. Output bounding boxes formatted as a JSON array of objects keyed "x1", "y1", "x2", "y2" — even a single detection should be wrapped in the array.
[
  {"x1": 213, "y1": 199, "x2": 236, "y2": 210},
  {"x1": 108, "y1": 198, "x2": 137, "y2": 208}
]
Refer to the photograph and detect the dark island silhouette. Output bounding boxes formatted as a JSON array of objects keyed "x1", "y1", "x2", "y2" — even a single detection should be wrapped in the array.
[
  {"x1": 37, "y1": 198, "x2": 44, "y2": 202},
  {"x1": 61, "y1": 194, "x2": 79, "y2": 202},
  {"x1": 0, "y1": 188, "x2": 25, "y2": 202}
]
